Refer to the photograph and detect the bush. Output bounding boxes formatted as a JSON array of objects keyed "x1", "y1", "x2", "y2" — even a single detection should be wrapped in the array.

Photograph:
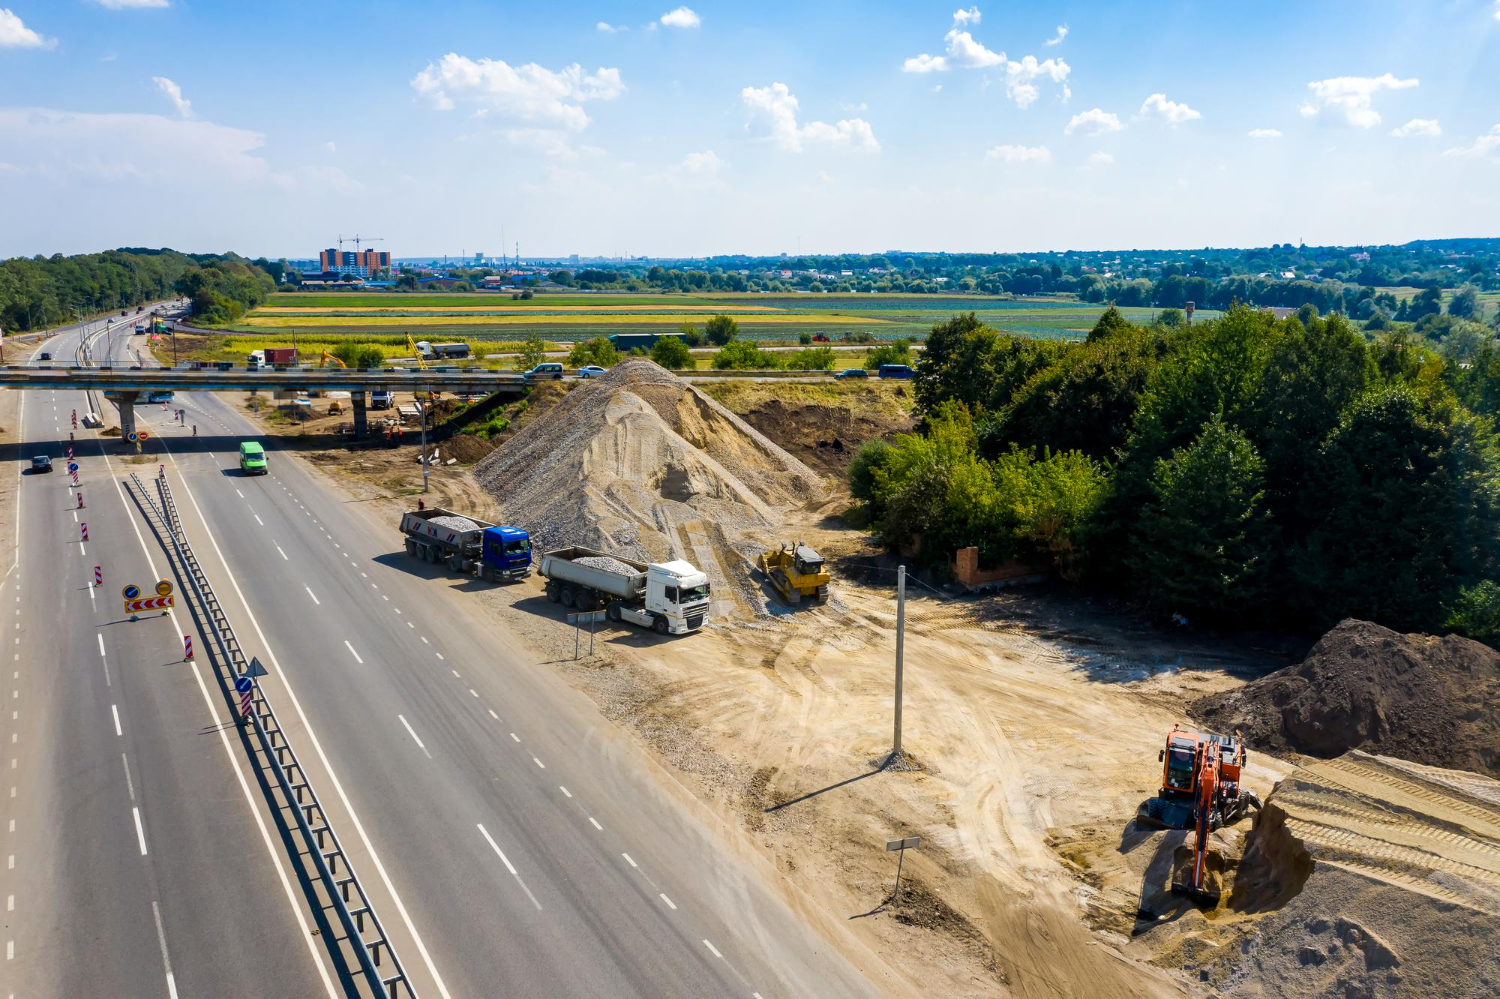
[
  {"x1": 678, "y1": 321, "x2": 703, "y2": 347},
  {"x1": 650, "y1": 336, "x2": 694, "y2": 369},
  {"x1": 567, "y1": 336, "x2": 622, "y2": 368},
  {"x1": 514, "y1": 333, "x2": 547, "y2": 371},
  {"x1": 848, "y1": 439, "x2": 893, "y2": 504},
  {"x1": 704, "y1": 314, "x2": 740, "y2": 345},
  {"x1": 785, "y1": 346, "x2": 835, "y2": 370},
  {"x1": 712, "y1": 340, "x2": 779, "y2": 369},
  {"x1": 798, "y1": 332, "x2": 813, "y2": 345},
  {"x1": 865, "y1": 338, "x2": 912, "y2": 369},
  {"x1": 1445, "y1": 581, "x2": 1500, "y2": 645}
]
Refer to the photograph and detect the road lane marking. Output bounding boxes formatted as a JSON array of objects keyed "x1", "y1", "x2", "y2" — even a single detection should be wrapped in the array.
[
  {"x1": 305, "y1": 586, "x2": 320, "y2": 605},
  {"x1": 111, "y1": 704, "x2": 122, "y2": 736},
  {"x1": 121, "y1": 754, "x2": 135, "y2": 801},
  {"x1": 703, "y1": 940, "x2": 723, "y2": 959},
  {"x1": 532, "y1": 757, "x2": 545, "y2": 769},
  {"x1": 509, "y1": 733, "x2": 520, "y2": 743},
  {"x1": 343, "y1": 641, "x2": 363, "y2": 664},
  {"x1": 435, "y1": 652, "x2": 444, "y2": 660},
  {"x1": 660, "y1": 893, "x2": 677, "y2": 910},
  {"x1": 132, "y1": 807, "x2": 148, "y2": 855},
  {"x1": 420, "y1": 636, "x2": 429, "y2": 644},
  {"x1": 487, "y1": 708, "x2": 499, "y2": 720},
  {"x1": 622, "y1": 853, "x2": 637, "y2": 868},
  {"x1": 253, "y1": 514, "x2": 264, "y2": 526},
  {"x1": 235, "y1": 489, "x2": 244, "y2": 498},
  {"x1": 98, "y1": 634, "x2": 105, "y2": 656},
  {"x1": 152, "y1": 901, "x2": 178, "y2": 999},
  {"x1": 398, "y1": 714, "x2": 431, "y2": 758},
  {"x1": 589, "y1": 817, "x2": 602, "y2": 831},
  {"x1": 468, "y1": 689, "x2": 477, "y2": 698},
  {"x1": 476, "y1": 824, "x2": 543, "y2": 911},
  {"x1": 275, "y1": 544, "x2": 288, "y2": 560}
]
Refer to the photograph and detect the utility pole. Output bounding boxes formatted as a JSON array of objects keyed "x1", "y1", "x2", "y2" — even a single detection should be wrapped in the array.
[
  {"x1": 417, "y1": 395, "x2": 429, "y2": 493},
  {"x1": 892, "y1": 564, "x2": 906, "y2": 763}
]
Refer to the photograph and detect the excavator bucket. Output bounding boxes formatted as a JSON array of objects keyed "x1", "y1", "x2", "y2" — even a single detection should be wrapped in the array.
[
  {"x1": 1169, "y1": 844, "x2": 1224, "y2": 904},
  {"x1": 1135, "y1": 796, "x2": 1195, "y2": 830}
]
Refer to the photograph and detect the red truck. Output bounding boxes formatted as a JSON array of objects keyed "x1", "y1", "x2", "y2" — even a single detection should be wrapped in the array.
[{"x1": 263, "y1": 347, "x2": 298, "y2": 365}]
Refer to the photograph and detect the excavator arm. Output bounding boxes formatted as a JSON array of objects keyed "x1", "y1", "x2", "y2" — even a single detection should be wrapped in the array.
[{"x1": 1172, "y1": 740, "x2": 1222, "y2": 903}]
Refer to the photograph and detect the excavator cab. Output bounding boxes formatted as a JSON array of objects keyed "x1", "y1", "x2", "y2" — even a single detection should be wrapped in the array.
[{"x1": 1160, "y1": 729, "x2": 1202, "y2": 796}]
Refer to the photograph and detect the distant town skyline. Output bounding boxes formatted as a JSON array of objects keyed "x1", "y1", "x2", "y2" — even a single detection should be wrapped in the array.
[{"x1": 1, "y1": 0, "x2": 1497, "y2": 258}]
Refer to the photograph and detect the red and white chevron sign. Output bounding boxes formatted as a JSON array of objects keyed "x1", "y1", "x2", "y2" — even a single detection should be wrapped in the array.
[{"x1": 124, "y1": 596, "x2": 174, "y2": 612}]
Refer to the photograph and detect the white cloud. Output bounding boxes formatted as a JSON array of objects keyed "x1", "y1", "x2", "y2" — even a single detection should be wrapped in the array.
[
  {"x1": 741, "y1": 82, "x2": 879, "y2": 152},
  {"x1": 1005, "y1": 55, "x2": 1070, "y2": 109},
  {"x1": 679, "y1": 149, "x2": 723, "y2": 177},
  {"x1": 411, "y1": 55, "x2": 624, "y2": 131},
  {"x1": 1248, "y1": 128, "x2": 1282, "y2": 138},
  {"x1": 500, "y1": 127, "x2": 604, "y2": 160},
  {"x1": 93, "y1": 0, "x2": 170, "y2": 7},
  {"x1": 952, "y1": 6, "x2": 981, "y2": 25},
  {"x1": 1138, "y1": 93, "x2": 1200, "y2": 124},
  {"x1": 943, "y1": 28, "x2": 1004, "y2": 68},
  {"x1": 659, "y1": 6, "x2": 700, "y2": 28},
  {"x1": 1065, "y1": 108, "x2": 1122, "y2": 135},
  {"x1": 1444, "y1": 124, "x2": 1500, "y2": 159},
  {"x1": 1390, "y1": 118, "x2": 1440, "y2": 138},
  {"x1": 325, "y1": 141, "x2": 336, "y2": 153},
  {"x1": 1299, "y1": 73, "x2": 1418, "y2": 128},
  {"x1": 152, "y1": 76, "x2": 192, "y2": 119},
  {"x1": 984, "y1": 143, "x2": 1051, "y2": 164},
  {"x1": 1087, "y1": 151, "x2": 1114, "y2": 167},
  {"x1": 903, "y1": 53, "x2": 949, "y2": 73},
  {"x1": 0, "y1": 8, "x2": 53, "y2": 49},
  {"x1": 0, "y1": 108, "x2": 270, "y2": 183},
  {"x1": 1044, "y1": 25, "x2": 1068, "y2": 46},
  {"x1": 596, "y1": 21, "x2": 627, "y2": 33},
  {"x1": 1495, "y1": 0, "x2": 1499, "y2": 21}
]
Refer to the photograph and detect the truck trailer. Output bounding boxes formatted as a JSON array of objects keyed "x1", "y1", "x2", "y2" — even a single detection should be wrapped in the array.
[
  {"x1": 538, "y1": 546, "x2": 710, "y2": 635},
  {"x1": 399, "y1": 508, "x2": 532, "y2": 581}
]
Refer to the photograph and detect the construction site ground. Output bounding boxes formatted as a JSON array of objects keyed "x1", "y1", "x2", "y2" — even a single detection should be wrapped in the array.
[{"x1": 218, "y1": 379, "x2": 1500, "y2": 998}]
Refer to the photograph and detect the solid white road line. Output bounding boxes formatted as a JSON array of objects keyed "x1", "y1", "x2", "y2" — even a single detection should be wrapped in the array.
[
  {"x1": 476, "y1": 824, "x2": 543, "y2": 911},
  {"x1": 344, "y1": 641, "x2": 363, "y2": 664},
  {"x1": 398, "y1": 715, "x2": 431, "y2": 758}
]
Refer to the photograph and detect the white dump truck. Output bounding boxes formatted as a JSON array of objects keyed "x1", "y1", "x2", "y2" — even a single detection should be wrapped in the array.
[{"x1": 538, "y1": 546, "x2": 710, "y2": 635}]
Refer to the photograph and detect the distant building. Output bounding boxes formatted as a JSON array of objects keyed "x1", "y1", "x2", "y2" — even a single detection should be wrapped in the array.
[{"x1": 318, "y1": 248, "x2": 393, "y2": 277}]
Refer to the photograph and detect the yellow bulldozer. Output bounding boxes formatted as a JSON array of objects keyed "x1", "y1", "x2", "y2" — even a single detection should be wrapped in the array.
[{"x1": 758, "y1": 542, "x2": 830, "y2": 605}]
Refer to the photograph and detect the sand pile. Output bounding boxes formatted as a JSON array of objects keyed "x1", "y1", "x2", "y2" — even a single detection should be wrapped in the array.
[
  {"x1": 1145, "y1": 751, "x2": 1500, "y2": 998},
  {"x1": 474, "y1": 359, "x2": 823, "y2": 614},
  {"x1": 1191, "y1": 619, "x2": 1500, "y2": 778}
]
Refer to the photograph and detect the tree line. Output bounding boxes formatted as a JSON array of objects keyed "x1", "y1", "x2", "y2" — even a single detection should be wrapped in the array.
[{"x1": 850, "y1": 308, "x2": 1500, "y2": 641}]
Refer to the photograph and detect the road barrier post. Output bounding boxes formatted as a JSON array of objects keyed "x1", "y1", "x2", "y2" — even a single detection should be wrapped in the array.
[
  {"x1": 93, "y1": 565, "x2": 101, "y2": 587},
  {"x1": 183, "y1": 635, "x2": 193, "y2": 661},
  {"x1": 80, "y1": 522, "x2": 88, "y2": 543},
  {"x1": 77, "y1": 491, "x2": 84, "y2": 509}
]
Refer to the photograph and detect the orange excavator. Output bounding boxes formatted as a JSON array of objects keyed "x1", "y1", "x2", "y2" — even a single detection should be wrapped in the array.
[{"x1": 1136, "y1": 725, "x2": 1261, "y2": 904}]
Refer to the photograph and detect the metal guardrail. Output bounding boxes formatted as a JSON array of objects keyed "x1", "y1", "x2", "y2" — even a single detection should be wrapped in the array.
[
  {"x1": 128, "y1": 471, "x2": 416, "y2": 999},
  {"x1": 0, "y1": 365, "x2": 528, "y2": 394}
]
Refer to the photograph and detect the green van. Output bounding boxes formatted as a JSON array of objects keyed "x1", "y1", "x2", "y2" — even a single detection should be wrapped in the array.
[{"x1": 239, "y1": 441, "x2": 268, "y2": 475}]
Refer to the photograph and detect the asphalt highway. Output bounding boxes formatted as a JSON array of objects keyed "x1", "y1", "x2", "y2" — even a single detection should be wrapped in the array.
[{"x1": 0, "y1": 320, "x2": 894, "y2": 998}]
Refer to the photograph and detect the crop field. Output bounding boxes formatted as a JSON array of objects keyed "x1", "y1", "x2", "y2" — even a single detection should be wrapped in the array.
[{"x1": 230, "y1": 292, "x2": 1214, "y2": 343}]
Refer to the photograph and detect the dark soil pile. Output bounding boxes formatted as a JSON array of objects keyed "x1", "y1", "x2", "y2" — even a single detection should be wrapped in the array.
[{"x1": 1191, "y1": 619, "x2": 1500, "y2": 778}]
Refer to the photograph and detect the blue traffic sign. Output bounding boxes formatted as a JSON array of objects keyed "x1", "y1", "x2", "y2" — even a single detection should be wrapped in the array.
[
  {"x1": 234, "y1": 676, "x2": 253, "y2": 694},
  {"x1": 67, "y1": 462, "x2": 78, "y2": 473},
  {"x1": 122, "y1": 584, "x2": 141, "y2": 600}
]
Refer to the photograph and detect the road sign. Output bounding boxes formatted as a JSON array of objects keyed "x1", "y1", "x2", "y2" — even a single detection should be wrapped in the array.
[
  {"x1": 246, "y1": 657, "x2": 269, "y2": 678},
  {"x1": 234, "y1": 676, "x2": 253, "y2": 694},
  {"x1": 67, "y1": 462, "x2": 78, "y2": 473},
  {"x1": 123, "y1": 596, "x2": 173, "y2": 612},
  {"x1": 565, "y1": 610, "x2": 609, "y2": 624},
  {"x1": 886, "y1": 836, "x2": 922, "y2": 852},
  {"x1": 122, "y1": 584, "x2": 140, "y2": 600},
  {"x1": 138, "y1": 430, "x2": 150, "y2": 441},
  {"x1": 127, "y1": 431, "x2": 138, "y2": 442},
  {"x1": 155, "y1": 579, "x2": 173, "y2": 597}
]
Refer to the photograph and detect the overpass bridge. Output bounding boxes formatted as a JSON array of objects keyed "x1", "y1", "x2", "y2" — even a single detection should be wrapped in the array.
[{"x1": 1, "y1": 364, "x2": 529, "y2": 438}]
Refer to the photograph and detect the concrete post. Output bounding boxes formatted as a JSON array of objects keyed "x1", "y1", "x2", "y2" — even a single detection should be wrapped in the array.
[
  {"x1": 351, "y1": 389, "x2": 368, "y2": 437},
  {"x1": 104, "y1": 390, "x2": 138, "y2": 444}
]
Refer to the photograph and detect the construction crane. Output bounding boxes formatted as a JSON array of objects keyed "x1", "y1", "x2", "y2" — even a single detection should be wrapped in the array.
[
  {"x1": 337, "y1": 234, "x2": 385, "y2": 253},
  {"x1": 319, "y1": 349, "x2": 346, "y2": 369},
  {"x1": 405, "y1": 333, "x2": 429, "y2": 370}
]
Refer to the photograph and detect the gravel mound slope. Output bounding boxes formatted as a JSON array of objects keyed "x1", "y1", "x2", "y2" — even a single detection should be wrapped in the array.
[
  {"x1": 474, "y1": 360, "x2": 823, "y2": 614},
  {"x1": 1191, "y1": 619, "x2": 1500, "y2": 778}
]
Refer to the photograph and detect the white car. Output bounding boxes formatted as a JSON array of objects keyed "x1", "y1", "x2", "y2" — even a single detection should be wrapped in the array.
[{"x1": 577, "y1": 365, "x2": 609, "y2": 379}]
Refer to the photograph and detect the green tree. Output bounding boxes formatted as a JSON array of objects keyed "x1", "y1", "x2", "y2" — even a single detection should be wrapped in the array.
[
  {"x1": 785, "y1": 346, "x2": 834, "y2": 370},
  {"x1": 1297, "y1": 386, "x2": 1500, "y2": 630},
  {"x1": 712, "y1": 340, "x2": 779, "y2": 369},
  {"x1": 650, "y1": 335, "x2": 694, "y2": 369},
  {"x1": 1087, "y1": 305, "x2": 1133, "y2": 342},
  {"x1": 1131, "y1": 416, "x2": 1277, "y2": 617},
  {"x1": 677, "y1": 321, "x2": 703, "y2": 347},
  {"x1": 847, "y1": 439, "x2": 893, "y2": 506},
  {"x1": 1444, "y1": 581, "x2": 1500, "y2": 645},
  {"x1": 515, "y1": 332, "x2": 547, "y2": 371},
  {"x1": 704, "y1": 313, "x2": 739, "y2": 345},
  {"x1": 1449, "y1": 284, "x2": 1481, "y2": 319},
  {"x1": 567, "y1": 336, "x2": 622, "y2": 368},
  {"x1": 1155, "y1": 308, "x2": 1185, "y2": 328}
]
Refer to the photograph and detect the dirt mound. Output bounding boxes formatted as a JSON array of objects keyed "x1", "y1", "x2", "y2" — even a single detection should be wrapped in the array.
[
  {"x1": 1191, "y1": 619, "x2": 1500, "y2": 777},
  {"x1": 473, "y1": 359, "x2": 823, "y2": 615}
]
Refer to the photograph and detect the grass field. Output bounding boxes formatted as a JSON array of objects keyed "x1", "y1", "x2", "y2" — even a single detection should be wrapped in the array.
[{"x1": 226, "y1": 292, "x2": 1217, "y2": 343}]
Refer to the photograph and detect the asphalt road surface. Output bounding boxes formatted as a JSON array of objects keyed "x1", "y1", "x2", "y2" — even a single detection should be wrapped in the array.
[{"x1": 0, "y1": 319, "x2": 892, "y2": 998}]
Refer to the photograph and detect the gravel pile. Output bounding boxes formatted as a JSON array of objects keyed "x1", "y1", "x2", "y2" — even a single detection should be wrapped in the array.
[
  {"x1": 428, "y1": 514, "x2": 481, "y2": 533},
  {"x1": 574, "y1": 556, "x2": 640, "y2": 575},
  {"x1": 474, "y1": 359, "x2": 822, "y2": 614}
]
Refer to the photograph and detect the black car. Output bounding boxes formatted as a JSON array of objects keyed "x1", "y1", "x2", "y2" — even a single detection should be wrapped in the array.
[
  {"x1": 30, "y1": 456, "x2": 51, "y2": 473},
  {"x1": 38, "y1": 352, "x2": 50, "y2": 361}
]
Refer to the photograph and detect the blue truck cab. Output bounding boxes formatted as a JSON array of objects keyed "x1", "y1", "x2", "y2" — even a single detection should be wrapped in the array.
[{"x1": 481, "y1": 526, "x2": 532, "y2": 581}]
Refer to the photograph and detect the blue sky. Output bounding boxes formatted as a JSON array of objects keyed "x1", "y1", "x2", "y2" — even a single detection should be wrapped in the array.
[{"x1": 1, "y1": 0, "x2": 1497, "y2": 258}]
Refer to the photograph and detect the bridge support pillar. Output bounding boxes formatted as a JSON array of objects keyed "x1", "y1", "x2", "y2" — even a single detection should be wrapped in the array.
[
  {"x1": 103, "y1": 390, "x2": 139, "y2": 445},
  {"x1": 351, "y1": 390, "x2": 368, "y2": 437}
]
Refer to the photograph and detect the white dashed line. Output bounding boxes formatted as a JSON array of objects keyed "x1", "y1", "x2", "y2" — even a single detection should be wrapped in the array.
[
  {"x1": 659, "y1": 893, "x2": 676, "y2": 910},
  {"x1": 275, "y1": 545, "x2": 288, "y2": 560},
  {"x1": 532, "y1": 757, "x2": 545, "y2": 770},
  {"x1": 487, "y1": 709, "x2": 498, "y2": 720},
  {"x1": 588, "y1": 817, "x2": 602, "y2": 831},
  {"x1": 703, "y1": 940, "x2": 723, "y2": 959},
  {"x1": 111, "y1": 704, "x2": 122, "y2": 737},
  {"x1": 343, "y1": 641, "x2": 363, "y2": 664},
  {"x1": 509, "y1": 733, "x2": 520, "y2": 743},
  {"x1": 398, "y1": 714, "x2": 431, "y2": 758},
  {"x1": 559, "y1": 786, "x2": 572, "y2": 798},
  {"x1": 132, "y1": 807, "x2": 148, "y2": 855},
  {"x1": 305, "y1": 587, "x2": 320, "y2": 605},
  {"x1": 622, "y1": 853, "x2": 637, "y2": 868},
  {"x1": 253, "y1": 514, "x2": 264, "y2": 526},
  {"x1": 476, "y1": 823, "x2": 543, "y2": 910},
  {"x1": 97, "y1": 634, "x2": 105, "y2": 656}
]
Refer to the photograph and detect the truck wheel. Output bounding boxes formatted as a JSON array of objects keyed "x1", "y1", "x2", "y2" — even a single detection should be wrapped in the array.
[
  {"x1": 653, "y1": 616, "x2": 670, "y2": 635},
  {"x1": 607, "y1": 603, "x2": 621, "y2": 623},
  {"x1": 561, "y1": 587, "x2": 576, "y2": 608},
  {"x1": 577, "y1": 591, "x2": 597, "y2": 612},
  {"x1": 405, "y1": 539, "x2": 417, "y2": 557},
  {"x1": 546, "y1": 583, "x2": 561, "y2": 603}
]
